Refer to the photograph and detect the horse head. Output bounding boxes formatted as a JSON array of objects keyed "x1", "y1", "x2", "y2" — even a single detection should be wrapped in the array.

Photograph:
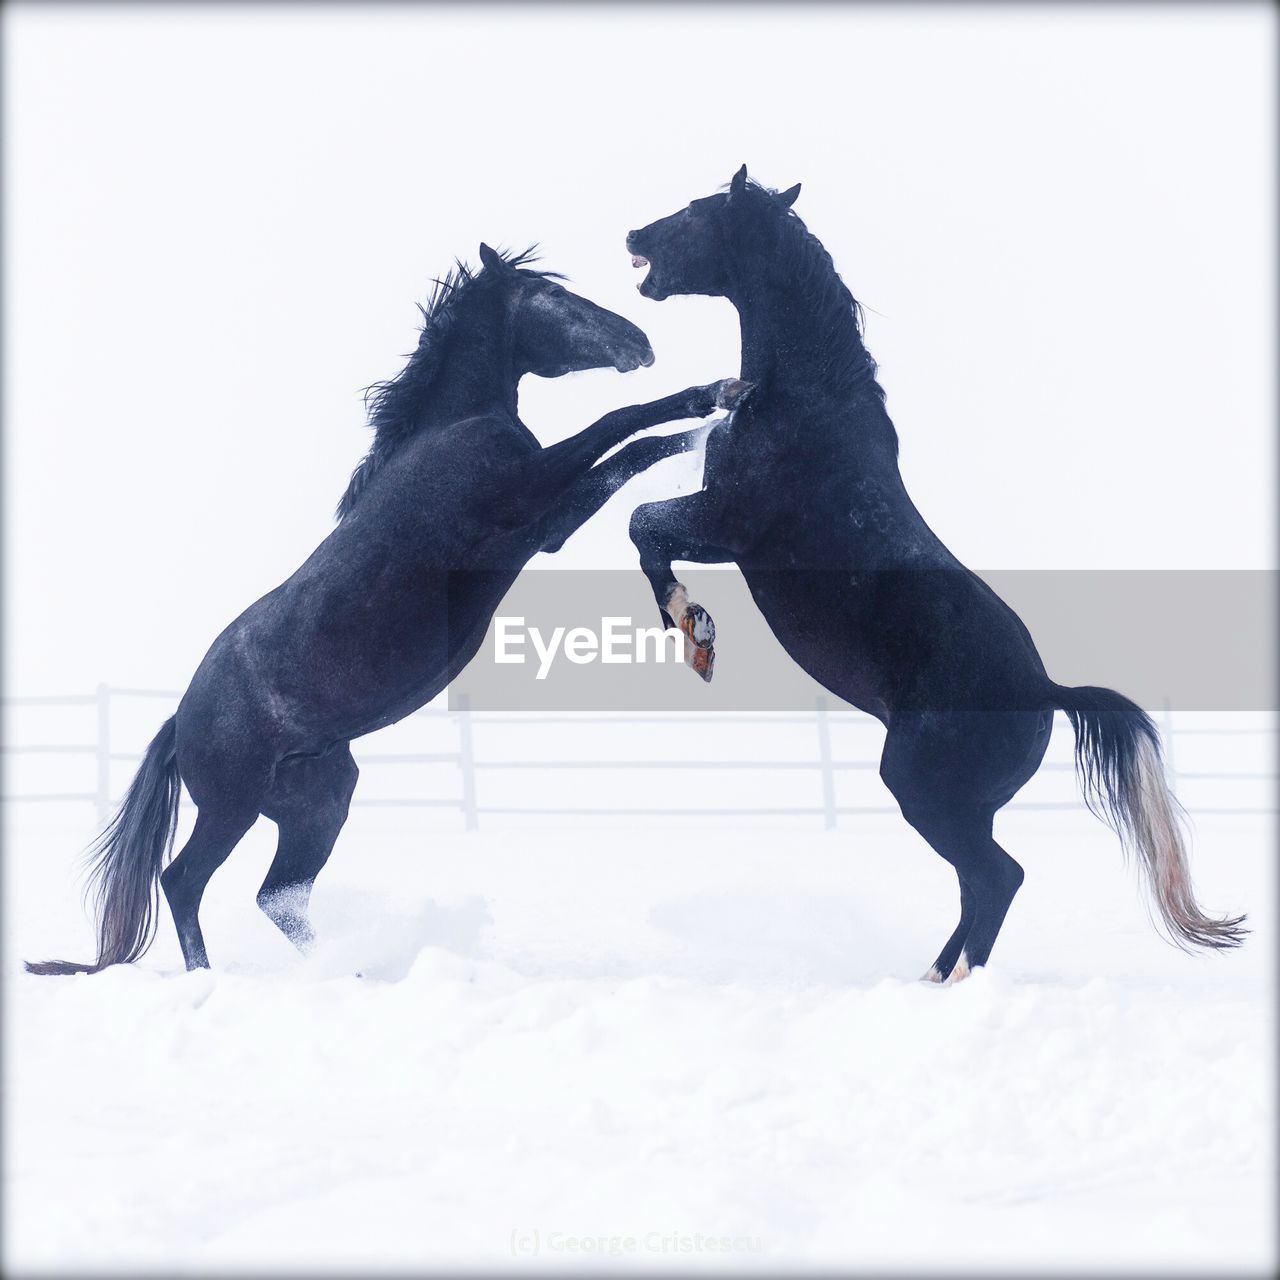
[
  {"x1": 625, "y1": 165, "x2": 800, "y2": 301},
  {"x1": 477, "y1": 242, "x2": 655, "y2": 377}
]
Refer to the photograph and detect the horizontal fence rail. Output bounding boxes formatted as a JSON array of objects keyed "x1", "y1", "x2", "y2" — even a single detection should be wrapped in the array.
[{"x1": 2, "y1": 686, "x2": 1275, "y2": 830}]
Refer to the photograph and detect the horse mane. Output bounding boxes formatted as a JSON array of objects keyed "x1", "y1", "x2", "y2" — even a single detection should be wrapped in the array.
[
  {"x1": 336, "y1": 246, "x2": 558, "y2": 521},
  {"x1": 738, "y1": 178, "x2": 886, "y2": 406}
]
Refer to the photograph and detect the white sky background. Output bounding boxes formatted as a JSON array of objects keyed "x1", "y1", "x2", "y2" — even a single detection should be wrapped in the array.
[{"x1": 3, "y1": 3, "x2": 1274, "y2": 696}]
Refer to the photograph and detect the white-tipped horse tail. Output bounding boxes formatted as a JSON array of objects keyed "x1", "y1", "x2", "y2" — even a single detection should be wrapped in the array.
[{"x1": 1053, "y1": 683, "x2": 1247, "y2": 951}]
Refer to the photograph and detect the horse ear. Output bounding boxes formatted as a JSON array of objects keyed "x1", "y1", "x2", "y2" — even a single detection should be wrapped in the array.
[
  {"x1": 728, "y1": 164, "x2": 749, "y2": 199},
  {"x1": 778, "y1": 183, "x2": 801, "y2": 209},
  {"x1": 478, "y1": 242, "x2": 505, "y2": 273}
]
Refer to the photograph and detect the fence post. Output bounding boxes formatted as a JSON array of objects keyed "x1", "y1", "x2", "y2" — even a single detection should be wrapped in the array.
[
  {"x1": 1161, "y1": 696, "x2": 1177, "y2": 788},
  {"x1": 815, "y1": 696, "x2": 837, "y2": 829},
  {"x1": 95, "y1": 682, "x2": 111, "y2": 825},
  {"x1": 455, "y1": 693, "x2": 478, "y2": 831}
]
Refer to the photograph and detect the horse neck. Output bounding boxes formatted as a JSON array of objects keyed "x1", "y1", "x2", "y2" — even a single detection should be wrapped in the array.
[
  {"x1": 731, "y1": 275, "x2": 866, "y2": 403},
  {"x1": 730, "y1": 272, "x2": 900, "y2": 469},
  {"x1": 423, "y1": 304, "x2": 520, "y2": 426}
]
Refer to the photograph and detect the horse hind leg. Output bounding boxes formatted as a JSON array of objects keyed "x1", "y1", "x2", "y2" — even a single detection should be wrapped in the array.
[
  {"x1": 946, "y1": 834, "x2": 1024, "y2": 980},
  {"x1": 161, "y1": 801, "x2": 264, "y2": 971},
  {"x1": 909, "y1": 806, "x2": 1024, "y2": 984},
  {"x1": 882, "y1": 721, "x2": 1032, "y2": 984},
  {"x1": 922, "y1": 876, "x2": 975, "y2": 983},
  {"x1": 257, "y1": 747, "x2": 358, "y2": 952}
]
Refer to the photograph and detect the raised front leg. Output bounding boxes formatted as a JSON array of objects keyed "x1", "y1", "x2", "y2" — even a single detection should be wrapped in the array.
[
  {"x1": 629, "y1": 491, "x2": 737, "y2": 682},
  {"x1": 513, "y1": 379, "x2": 750, "y2": 521},
  {"x1": 538, "y1": 422, "x2": 717, "y2": 554}
]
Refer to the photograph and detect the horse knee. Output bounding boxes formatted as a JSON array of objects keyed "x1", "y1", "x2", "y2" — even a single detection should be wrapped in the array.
[
  {"x1": 339, "y1": 756, "x2": 359, "y2": 804},
  {"x1": 971, "y1": 848, "x2": 1025, "y2": 900},
  {"x1": 159, "y1": 860, "x2": 191, "y2": 909},
  {"x1": 629, "y1": 503, "x2": 659, "y2": 555},
  {"x1": 1001, "y1": 854, "x2": 1026, "y2": 892},
  {"x1": 893, "y1": 798, "x2": 1020, "y2": 890},
  {"x1": 322, "y1": 755, "x2": 359, "y2": 820}
]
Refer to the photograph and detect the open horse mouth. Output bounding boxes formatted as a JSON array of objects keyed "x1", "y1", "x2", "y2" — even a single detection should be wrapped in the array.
[
  {"x1": 629, "y1": 252, "x2": 657, "y2": 297},
  {"x1": 626, "y1": 234, "x2": 661, "y2": 298}
]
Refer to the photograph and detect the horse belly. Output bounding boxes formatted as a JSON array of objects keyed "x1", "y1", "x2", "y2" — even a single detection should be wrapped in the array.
[
  {"x1": 323, "y1": 566, "x2": 521, "y2": 737},
  {"x1": 741, "y1": 570, "x2": 890, "y2": 720}
]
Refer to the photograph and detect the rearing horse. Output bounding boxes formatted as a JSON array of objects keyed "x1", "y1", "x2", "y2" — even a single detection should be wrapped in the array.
[
  {"x1": 626, "y1": 168, "x2": 1245, "y2": 981},
  {"x1": 29, "y1": 244, "x2": 745, "y2": 974}
]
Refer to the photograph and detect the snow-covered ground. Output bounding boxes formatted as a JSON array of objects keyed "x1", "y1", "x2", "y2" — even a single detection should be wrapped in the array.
[{"x1": 4, "y1": 713, "x2": 1273, "y2": 1276}]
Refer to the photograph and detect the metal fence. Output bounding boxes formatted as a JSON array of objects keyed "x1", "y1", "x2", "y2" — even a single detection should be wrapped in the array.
[{"x1": 2, "y1": 685, "x2": 1274, "y2": 829}]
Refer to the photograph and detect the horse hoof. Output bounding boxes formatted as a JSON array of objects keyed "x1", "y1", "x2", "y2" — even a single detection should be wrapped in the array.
[
  {"x1": 942, "y1": 953, "x2": 972, "y2": 986},
  {"x1": 677, "y1": 603, "x2": 715, "y2": 682},
  {"x1": 679, "y1": 602, "x2": 716, "y2": 648},
  {"x1": 688, "y1": 642, "x2": 715, "y2": 682},
  {"x1": 920, "y1": 966, "x2": 944, "y2": 983},
  {"x1": 715, "y1": 378, "x2": 755, "y2": 411}
]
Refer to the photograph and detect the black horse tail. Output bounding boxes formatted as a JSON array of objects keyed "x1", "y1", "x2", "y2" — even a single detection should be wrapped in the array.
[
  {"x1": 1051, "y1": 684, "x2": 1246, "y2": 951},
  {"x1": 25, "y1": 717, "x2": 182, "y2": 976}
]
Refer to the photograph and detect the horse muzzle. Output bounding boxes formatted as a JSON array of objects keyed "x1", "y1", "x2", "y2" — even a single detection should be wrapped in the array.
[{"x1": 612, "y1": 344, "x2": 656, "y2": 372}]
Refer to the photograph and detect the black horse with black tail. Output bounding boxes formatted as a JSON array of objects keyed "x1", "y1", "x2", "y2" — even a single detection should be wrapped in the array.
[
  {"x1": 626, "y1": 168, "x2": 1245, "y2": 981},
  {"x1": 28, "y1": 244, "x2": 746, "y2": 975}
]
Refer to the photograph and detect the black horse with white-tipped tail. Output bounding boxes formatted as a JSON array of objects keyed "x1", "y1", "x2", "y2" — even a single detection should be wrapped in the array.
[
  {"x1": 625, "y1": 167, "x2": 1245, "y2": 981},
  {"x1": 28, "y1": 244, "x2": 746, "y2": 975}
]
